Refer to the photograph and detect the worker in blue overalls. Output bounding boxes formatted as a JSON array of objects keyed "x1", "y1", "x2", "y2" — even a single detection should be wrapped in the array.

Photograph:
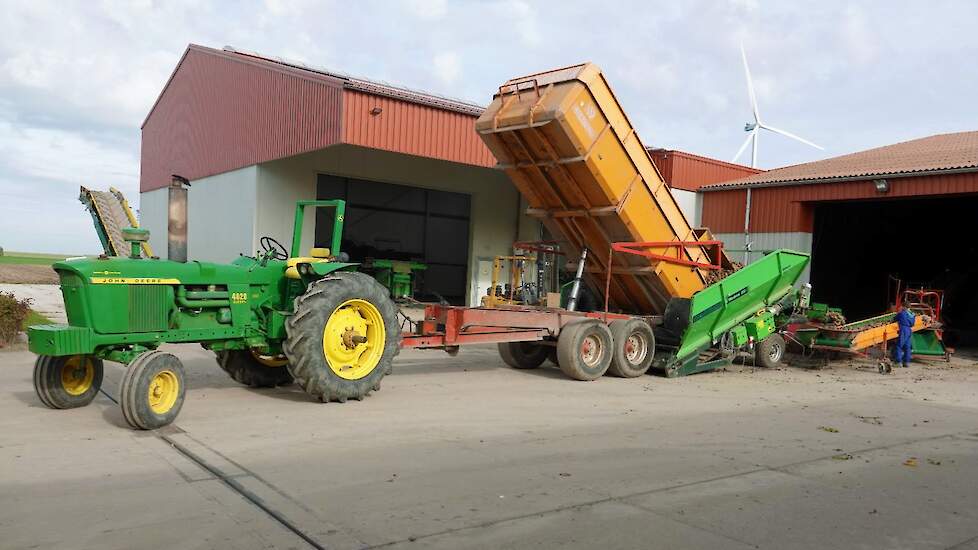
[{"x1": 893, "y1": 306, "x2": 916, "y2": 368}]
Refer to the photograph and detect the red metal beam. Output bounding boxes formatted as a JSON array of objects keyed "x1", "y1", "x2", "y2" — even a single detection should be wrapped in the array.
[
  {"x1": 610, "y1": 241, "x2": 724, "y2": 270},
  {"x1": 400, "y1": 304, "x2": 635, "y2": 350}
]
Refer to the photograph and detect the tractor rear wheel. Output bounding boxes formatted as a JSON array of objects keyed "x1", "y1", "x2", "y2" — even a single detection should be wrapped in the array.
[
  {"x1": 755, "y1": 334, "x2": 786, "y2": 368},
  {"x1": 33, "y1": 354, "x2": 103, "y2": 409},
  {"x1": 120, "y1": 351, "x2": 186, "y2": 430},
  {"x1": 556, "y1": 320, "x2": 613, "y2": 381},
  {"x1": 497, "y1": 342, "x2": 549, "y2": 369},
  {"x1": 283, "y1": 272, "x2": 399, "y2": 403},
  {"x1": 607, "y1": 319, "x2": 655, "y2": 378},
  {"x1": 215, "y1": 350, "x2": 293, "y2": 387}
]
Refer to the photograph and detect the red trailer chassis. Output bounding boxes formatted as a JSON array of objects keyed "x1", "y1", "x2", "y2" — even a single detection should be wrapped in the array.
[
  {"x1": 399, "y1": 239, "x2": 725, "y2": 351},
  {"x1": 400, "y1": 303, "x2": 637, "y2": 350}
]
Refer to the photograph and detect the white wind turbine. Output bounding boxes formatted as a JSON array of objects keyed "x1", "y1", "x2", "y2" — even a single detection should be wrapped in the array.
[{"x1": 732, "y1": 43, "x2": 823, "y2": 168}]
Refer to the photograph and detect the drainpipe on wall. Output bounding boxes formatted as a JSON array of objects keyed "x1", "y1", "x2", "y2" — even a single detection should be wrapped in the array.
[{"x1": 743, "y1": 187, "x2": 752, "y2": 265}]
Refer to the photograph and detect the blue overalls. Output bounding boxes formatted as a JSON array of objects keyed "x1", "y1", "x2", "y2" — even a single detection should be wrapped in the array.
[{"x1": 893, "y1": 308, "x2": 916, "y2": 367}]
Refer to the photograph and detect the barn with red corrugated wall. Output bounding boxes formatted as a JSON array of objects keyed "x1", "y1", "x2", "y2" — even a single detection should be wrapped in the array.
[
  {"x1": 139, "y1": 44, "x2": 530, "y2": 306},
  {"x1": 700, "y1": 131, "x2": 978, "y2": 345}
]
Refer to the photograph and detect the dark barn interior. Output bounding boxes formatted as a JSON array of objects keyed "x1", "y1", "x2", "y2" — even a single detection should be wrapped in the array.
[{"x1": 810, "y1": 195, "x2": 978, "y2": 347}]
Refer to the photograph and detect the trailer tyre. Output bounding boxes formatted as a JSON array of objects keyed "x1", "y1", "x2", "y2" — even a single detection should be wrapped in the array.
[
  {"x1": 120, "y1": 351, "x2": 186, "y2": 430},
  {"x1": 33, "y1": 354, "x2": 103, "y2": 409},
  {"x1": 284, "y1": 272, "x2": 400, "y2": 403},
  {"x1": 557, "y1": 320, "x2": 613, "y2": 381},
  {"x1": 755, "y1": 333, "x2": 786, "y2": 368},
  {"x1": 497, "y1": 342, "x2": 549, "y2": 369},
  {"x1": 215, "y1": 350, "x2": 294, "y2": 387},
  {"x1": 607, "y1": 319, "x2": 655, "y2": 378}
]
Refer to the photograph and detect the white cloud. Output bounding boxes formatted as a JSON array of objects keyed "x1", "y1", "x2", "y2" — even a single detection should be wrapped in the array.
[
  {"x1": 0, "y1": 122, "x2": 138, "y2": 190},
  {"x1": 432, "y1": 51, "x2": 461, "y2": 85},
  {"x1": 841, "y1": 5, "x2": 880, "y2": 65},
  {"x1": 407, "y1": 0, "x2": 447, "y2": 19},
  {"x1": 1, "y1": 0, "x2": 977, "y2": 251}
]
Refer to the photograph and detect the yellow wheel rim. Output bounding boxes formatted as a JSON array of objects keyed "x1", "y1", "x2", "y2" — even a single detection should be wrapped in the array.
[
  {"x1": 250, "y1": 349, "x2": 288, "y2": 367},
  {"x1": 322, "y1": 299, "x2": 385, "y2": 380},
  {"x1": 148, "y1": 370, "x2": 179, "y2": 415},
  {"x1": 61, "y1": 356, "x2": 94, "y2": 396}
]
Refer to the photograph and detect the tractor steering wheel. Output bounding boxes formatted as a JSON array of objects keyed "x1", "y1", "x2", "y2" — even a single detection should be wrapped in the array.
[{"x1": 259, "y1": 236, "x2": 289, "y2": 260}]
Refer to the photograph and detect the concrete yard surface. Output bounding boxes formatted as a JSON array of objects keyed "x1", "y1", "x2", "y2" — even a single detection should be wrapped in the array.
[{"x1": 2, "y1": 344, "x2": 978, "y2": 549}]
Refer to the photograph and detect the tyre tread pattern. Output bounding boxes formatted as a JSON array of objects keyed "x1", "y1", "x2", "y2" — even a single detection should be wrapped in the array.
[
  {"x1": 32, "y1": 355, "x2": 103, "y2": 409},
  {"x1": 120, "y1": 351, "x2": 186, "y2": 430},
  {"x1": 215, "y1": 350, "x2": 293, "y2": 387},
  {"x1": 497, "y1": 342, "x2": 549, "y2": 369},
  {"x1": 556, "y1": 321, "x2": 613, "y2": 381},
  {"x1": 607, "y1": 319, "x2": 656, "y2": 378},
  {"x1": 283, "y1": 272, "x2": 400, "y2": 403},
  {"x1": 755, "y1": 333, "x2": 786, "y2": 369}
]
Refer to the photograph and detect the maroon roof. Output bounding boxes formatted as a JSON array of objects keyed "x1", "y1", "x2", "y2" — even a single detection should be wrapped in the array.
[
  {"x1": 703, "y1": 130, "x2": 978, "y2": 190},
  {"x1": 140, "y1": 44, "x2": 495, "y2": 193},
  {"x1": 648, "y1": 148, "x2": 760, "y2": 191}
]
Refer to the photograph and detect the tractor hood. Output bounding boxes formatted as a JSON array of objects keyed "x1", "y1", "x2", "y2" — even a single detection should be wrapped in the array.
[{"x1": 52, "y1": 255, "x2": 286, "y2": 286}]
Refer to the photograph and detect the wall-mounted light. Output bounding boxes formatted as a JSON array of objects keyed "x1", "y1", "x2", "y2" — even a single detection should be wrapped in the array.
[
  {"x1": 874, "y1": 179, "x2": 889, "y2": 193},
  {"x1": 370, "y1": 107, "x2": 383, "y2": 115}
]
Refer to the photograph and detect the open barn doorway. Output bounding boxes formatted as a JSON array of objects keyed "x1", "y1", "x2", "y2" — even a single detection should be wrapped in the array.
[
  {"x1": 810, "y1": 195, "x2": 978, "y2": 347},
  {"x1": 314, "y1": 174, "x2": 471, "y2": 304}
]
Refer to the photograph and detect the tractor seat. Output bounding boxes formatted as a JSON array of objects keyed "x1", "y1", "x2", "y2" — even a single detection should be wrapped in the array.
[{"x1": 285, "y1": 248, "x2": 331, "y2": 279}]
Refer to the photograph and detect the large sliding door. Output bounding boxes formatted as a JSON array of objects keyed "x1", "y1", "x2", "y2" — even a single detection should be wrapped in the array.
[{"x1": 316, "y1": 174, "x2": 471, "y2": 304}]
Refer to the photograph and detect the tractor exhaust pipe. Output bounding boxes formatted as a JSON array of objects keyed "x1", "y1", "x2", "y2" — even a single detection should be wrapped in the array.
[{"x1": 168, "y1": 175, "x2": 190, "y2": 263}]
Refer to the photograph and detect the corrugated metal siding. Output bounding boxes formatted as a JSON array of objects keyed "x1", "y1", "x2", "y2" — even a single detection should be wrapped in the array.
[
  {"x1": 702, "y1": 172, "x2": 978, "y2": 233},
  {"x1": 650, "y1": 150, "x2": 760, "y2": 191},
  {"x1": 700, "y1": 189, "x2": 747, "y2": 233},
  {"x1": 342, "y1": 90, "x2": 495, "y2": 168},
  {"x1": 141, "y1": 47, "x2": 344, "y2": 192}
]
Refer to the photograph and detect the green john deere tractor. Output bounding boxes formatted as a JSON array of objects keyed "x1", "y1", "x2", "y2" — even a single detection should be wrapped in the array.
[{"x1": 28, "y1": 200, "x2": 400, "y2": 429}]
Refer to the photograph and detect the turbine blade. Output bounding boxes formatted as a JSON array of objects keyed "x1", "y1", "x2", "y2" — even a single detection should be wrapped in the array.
[
  {"x1": 741, "y1": 43, "x2": 760, "y2": 122},
  {"x1": 761, "y1": 124, "x2": 824, "y2": 150},
  {"x1": 732, "y1": 130, "x2": 754, "y2": 163},
  {"x1": 751, "y1": 129, "x2": 759, "y2": 168}
]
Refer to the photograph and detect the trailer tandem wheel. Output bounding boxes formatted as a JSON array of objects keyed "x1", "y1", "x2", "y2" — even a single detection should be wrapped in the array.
[
  {"x1": 607, "y1": 319, "x2": 655, "y2": 378},
  {"x1": 33, "y1": 354, "x2": 104, "y2": 409},
  {"x1": 120, "y1": 351, "x2": 186, "y2": 430},
  {"x1": 556, "y1": 321, "x2": 613, "y2": 381},
  {"x1": 497, "y1": 342, "x2": 550, "y2": 369},
  {"x1": 284, "y1": 272, "x2": 400, "y2": 403}
]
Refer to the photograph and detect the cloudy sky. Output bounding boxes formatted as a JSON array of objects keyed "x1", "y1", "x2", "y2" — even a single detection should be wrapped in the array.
[{"x1": 2, "y1": 0, "x2": 976, "y2": 254}]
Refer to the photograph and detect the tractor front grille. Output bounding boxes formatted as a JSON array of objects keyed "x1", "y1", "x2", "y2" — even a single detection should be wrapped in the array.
[{"x1": 128, "y1": 285, "x2": 169, "y2": 332}]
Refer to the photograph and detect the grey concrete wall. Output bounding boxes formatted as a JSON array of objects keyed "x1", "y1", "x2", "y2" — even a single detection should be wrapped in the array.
[
  {"x1": 257, "y1": 144, "x2": 539, "y2": 306},
  {"x1": 672, "y1": 188, "x2": 702, "y2": 227},
  {"x1": 715, "y1": 231, "x2": 814, "y2": 284},
  {"x1": 138, "y1": 166, "x2": 258, "y2": 263}
]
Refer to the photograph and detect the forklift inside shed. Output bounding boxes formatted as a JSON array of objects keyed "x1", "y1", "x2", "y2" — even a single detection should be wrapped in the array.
[
  {"x1": 810, "y1": 194, "x2": 978, "y2": 347},
  {"x1": 314, "y1": 174, "x2": 471, "y2": 304}
]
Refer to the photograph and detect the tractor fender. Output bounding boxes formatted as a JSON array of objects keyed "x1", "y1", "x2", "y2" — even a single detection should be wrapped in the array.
[{"x1": 304, "y1": 261, "x2": 360, "y2": 277}]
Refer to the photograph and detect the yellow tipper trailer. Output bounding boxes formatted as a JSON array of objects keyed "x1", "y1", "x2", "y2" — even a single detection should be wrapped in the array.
[{"x1": 476, "y1": 63, "x2": 733, "y2": 314}]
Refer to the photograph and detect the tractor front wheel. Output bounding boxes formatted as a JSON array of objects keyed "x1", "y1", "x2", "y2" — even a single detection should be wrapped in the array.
[
  {"x1": 283, "y1": 272, "x2": 400, "y2": 403},
  {"x1": 120, "y1": 351, "x2": 186, "y2": 430},
  {"x1": 215, "y1": 350, "x2": 294, "y2": 387},
  {"x1": 33, "y1": 354, "x2": 103, "y2": 409}
]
